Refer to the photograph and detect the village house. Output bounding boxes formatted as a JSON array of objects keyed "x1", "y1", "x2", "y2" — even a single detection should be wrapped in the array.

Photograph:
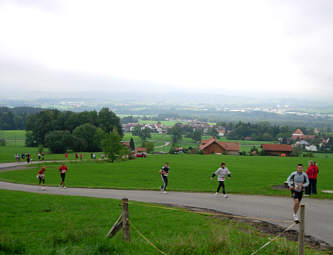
[
  {"x1": 261, "y1": 144, "x2": 293, "y2": 156},
  {"x1": 120, "y1": 141, "x2": 130, "y2": 148},
  {"x1": 305, "y1": 145, "x2": 318, "y2": 152},
  {"x1": 291, "y1": 128, "x2": 315, "y2": 141},
  {"x1": 217, "y1": 129, "x2": 226, "y2": 137},
  {"x1": 199, "y1": 137, "x2": 240, "y2": 155}
]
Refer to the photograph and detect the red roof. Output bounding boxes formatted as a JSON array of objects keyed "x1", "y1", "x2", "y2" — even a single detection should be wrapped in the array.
[
  {"x1": 200, "y1": 137, "x2": 215, "y2": 146},
  {"x1": 135, "y1": 147, "x2": 147, "y2": 152},
  {"x1": 294, "y1": 129, "x2": 304, "y2": 135},
  {"x1": 261, "y1": 144, "x2": 292, "y2": 152},
  {"x1": 218, "y1": 142, "x2": 240, "y2": 151},
  {"x1": 120, "y1": 142, "x2": 130, "y2": 147},
  {"x1": 200, "y1": 138, "x2": 240, "y2": 152}
]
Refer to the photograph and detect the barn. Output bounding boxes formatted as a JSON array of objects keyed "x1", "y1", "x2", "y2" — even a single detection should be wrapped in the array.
[
  {"x1": 261, "y1": 144, "x2": 293, "y2": 156},
  {"x1": 200, "y1": 137, "x2": 240, "y2": 155}
]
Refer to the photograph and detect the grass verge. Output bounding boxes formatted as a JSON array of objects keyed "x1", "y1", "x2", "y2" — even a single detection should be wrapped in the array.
[{"x1": 0, "y1": 189, "x2": 329, "y2": 255}]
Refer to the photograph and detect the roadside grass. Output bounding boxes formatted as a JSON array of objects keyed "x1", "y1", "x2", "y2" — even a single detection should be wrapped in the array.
[
  {"x1": 1, "y1": 155, "x2": 333, "y2": 199},
  {"x1": 0, "y1": 189, "x2": 328, "y2": 255}
]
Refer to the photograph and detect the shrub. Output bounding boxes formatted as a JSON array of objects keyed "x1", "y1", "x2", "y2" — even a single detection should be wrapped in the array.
[{"x1": 0, "y1": 138, "x2": 6, "y2": 146}]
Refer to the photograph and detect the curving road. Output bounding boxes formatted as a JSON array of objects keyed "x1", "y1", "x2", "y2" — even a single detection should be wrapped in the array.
[{"x1": 0, "y1": 162, "x2": 333, "y2": 247}]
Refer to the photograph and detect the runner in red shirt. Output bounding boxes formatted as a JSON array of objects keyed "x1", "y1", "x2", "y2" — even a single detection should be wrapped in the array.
[
  {"x1": 37, "y1": 166, "x2": 46, "y2": 190},
  {"x1": 59, "y1": 163, "x2": 68, "y2": 188}
]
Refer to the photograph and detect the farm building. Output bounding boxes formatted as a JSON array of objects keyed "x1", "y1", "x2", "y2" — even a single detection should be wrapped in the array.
[
  {"x1": 261, "y1": 144, "x2": 293, "y2": 156},
  {"x1": 200, "y1": 137, "x2": 240, "y2": 155},
  {"x1": 135, "y1": 147, "x2": 147, "y2": 153},
  {"x1": 120, "y1": 141, "x2": 130, "y2": 148}
]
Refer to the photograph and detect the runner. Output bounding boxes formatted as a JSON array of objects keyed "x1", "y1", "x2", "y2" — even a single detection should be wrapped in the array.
[
  {"x1": 160, "y1": 162, "x2": 169, "y2": 194},
  {"x1": 287, "y1": 163, "x2": 309, "y2": 222},
  {"x1": 305, "y1": 160, "x2": 314, "y2": 196},
  {"x1": 312, "y1": 161, "x2": 319, "y2": 194},
  {"x1": 26, "y1": 153, "x2": 31, "y2": 164},
  {"x1": 59, "y1": 163, "x2": 68, "y2": 188},
  {"x1": 37, "y1": 166, "x2": 46, "y2": 190},
  {"x1": 210, "y1": 162, "x2": 231, "y2": 198}
]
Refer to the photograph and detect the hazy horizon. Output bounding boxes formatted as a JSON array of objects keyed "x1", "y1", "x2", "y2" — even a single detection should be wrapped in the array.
[{"x1": 1, "y1": 0, "x2": 333, "y2": 101}]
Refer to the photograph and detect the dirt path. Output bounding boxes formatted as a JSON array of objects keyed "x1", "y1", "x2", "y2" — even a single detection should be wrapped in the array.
[{"x1": 154, "y1": 141, "x2": 170, "y2": 148}]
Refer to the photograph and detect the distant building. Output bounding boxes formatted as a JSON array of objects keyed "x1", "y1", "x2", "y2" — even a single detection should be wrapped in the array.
[
  {"x1": 217, "y1": 129, "x2": 225, "y2": 137},
  {"x1": 292, "y1": 129, "x2": 304, "y2": 140},
  {"x1": 291, "y1": 128, "x2": 315, "y2": 141},
  {"x1": 261, "y1": 144, "x2": 293, "y2": 156},
  {"x1": 305, "y1": 145, "x2": 318, "y2": 152},
  {"x1": 120, "y1": 141, "x2": 130, "y2": 148},
  {"x1": 200, "y1": 137, "x2": 240, "y2": 155},
  {"x1": 135, "y1": 147, "x2": 147, "y2": 153}
]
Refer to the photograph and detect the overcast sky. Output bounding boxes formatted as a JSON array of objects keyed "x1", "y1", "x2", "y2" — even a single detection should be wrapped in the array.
[{"x1": 0, "y1": 0, "x2": 332, "y2": 100}]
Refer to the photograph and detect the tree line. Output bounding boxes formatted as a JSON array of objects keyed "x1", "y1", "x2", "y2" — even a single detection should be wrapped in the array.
[
  {"x1": 25, "y1": 108, "x2": 123, "y2": 153},
  {"x1": 0, "y1": 106, "x2": 44, "y2": 130},
  {"x1": 222, "y1": 121, "x2": 312, "y2": 141}
]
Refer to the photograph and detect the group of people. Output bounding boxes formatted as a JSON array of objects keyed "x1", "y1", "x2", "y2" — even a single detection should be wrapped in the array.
[
  {"x1": 34, "y1": 158, "x2": 318, "y2": 223},
  {"x1": 37, "y1": 163, "x2": 68, "y2": 190},
  {"x1": 15, "y1": 152, "x2": 45, "y2": 163},
  {"x1": 159, "y1": 161, "x2": 231, "y2": 196},
  {"x1": 160, "y1": 160, "x2": 319, "y2": 223}
]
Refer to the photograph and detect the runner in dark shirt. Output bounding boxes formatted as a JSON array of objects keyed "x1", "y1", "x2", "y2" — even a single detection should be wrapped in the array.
[{"x1": 160, "y1": 162, "x2": 169, "y2": 194}]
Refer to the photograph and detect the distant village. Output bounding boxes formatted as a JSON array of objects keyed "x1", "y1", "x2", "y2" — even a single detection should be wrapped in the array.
[{"x1": 122, "y1": 119, "x2": 331, "y2": 156}]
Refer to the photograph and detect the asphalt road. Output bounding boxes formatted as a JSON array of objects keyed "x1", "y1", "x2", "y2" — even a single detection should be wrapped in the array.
[{"x1": 0, "y1": 162, "x2": 333, "y2": 246}]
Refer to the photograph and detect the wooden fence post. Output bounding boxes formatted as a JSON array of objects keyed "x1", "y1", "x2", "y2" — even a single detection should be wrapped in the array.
[
  {"x1": 298, "y1": 204, "x2": 305, "y2": 255},
  {"x1": 122, "y1": 198, "x2": 130, "y2": 242}
]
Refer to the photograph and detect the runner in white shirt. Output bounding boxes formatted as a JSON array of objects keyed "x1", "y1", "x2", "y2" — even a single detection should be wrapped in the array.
[{"x1": 211, "y1": 162, "x2": 231, "y2": 198}]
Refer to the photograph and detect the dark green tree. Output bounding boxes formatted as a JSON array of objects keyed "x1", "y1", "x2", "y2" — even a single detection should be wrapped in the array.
[
  {"x1": 170, "y1": 125, "x2": 183, "y2": 145},
  {"x1": 72, "y1": 124, "x2": 104, "y2": 152},
  {"x1": 26, "y1": 109, "x2": 61, "y2": 146},
  {"x1": 98, "y1": 108, "x2": 123, "y2": 137},
  {"x1": 139, "y1": 128, "x2": 151, "y2": 145},
  {"x1": 101, "y1": 129, "x2": 121, "y2": 162},
  {"x1": 0, "y1": 138, "x2": 6, "y2": 146},
  {"x1": 129, "y1": 137, "x2": 135, "y2": 151},
  {"x1": 132, "y1": 126, "x2": 141, "y2": 136},
  {"x1": 192, "y1": 129, "x2": 203, "y2": 142},
  {"x1": 45, "y1": 130, "x2": 73, "y2": 153}
]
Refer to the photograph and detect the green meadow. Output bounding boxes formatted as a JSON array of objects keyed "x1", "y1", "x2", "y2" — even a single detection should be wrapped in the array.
[
  {"x1": 1, "y1": 155, "x2": 332, "y2": 198},
  {"x1": 0, "y1": 189, "x2": 328, "y2": 255},
  {"x1": 0, "y1": 130, "x2": 26, "y2": 146},
  {"x1": 0, "y1": 130, "x2": 279, "y2": 161}
]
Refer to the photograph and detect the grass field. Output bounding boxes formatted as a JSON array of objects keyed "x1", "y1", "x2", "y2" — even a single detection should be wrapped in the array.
[
  {"x1": 0, "y1": 130, "x2": 26, "y2": 146},
  {"x1": 1, "y1": 155, "x2": 332, "y2": 199},
  {"x1": 0, "y1": 130, "x2": 280, "y2": 159},
  {"x1": 0, "y1": 189, "x2": 328, "y2": 255},
  {"x1": 121, "y1": 133, "x2": 273, "y2": 153}
]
